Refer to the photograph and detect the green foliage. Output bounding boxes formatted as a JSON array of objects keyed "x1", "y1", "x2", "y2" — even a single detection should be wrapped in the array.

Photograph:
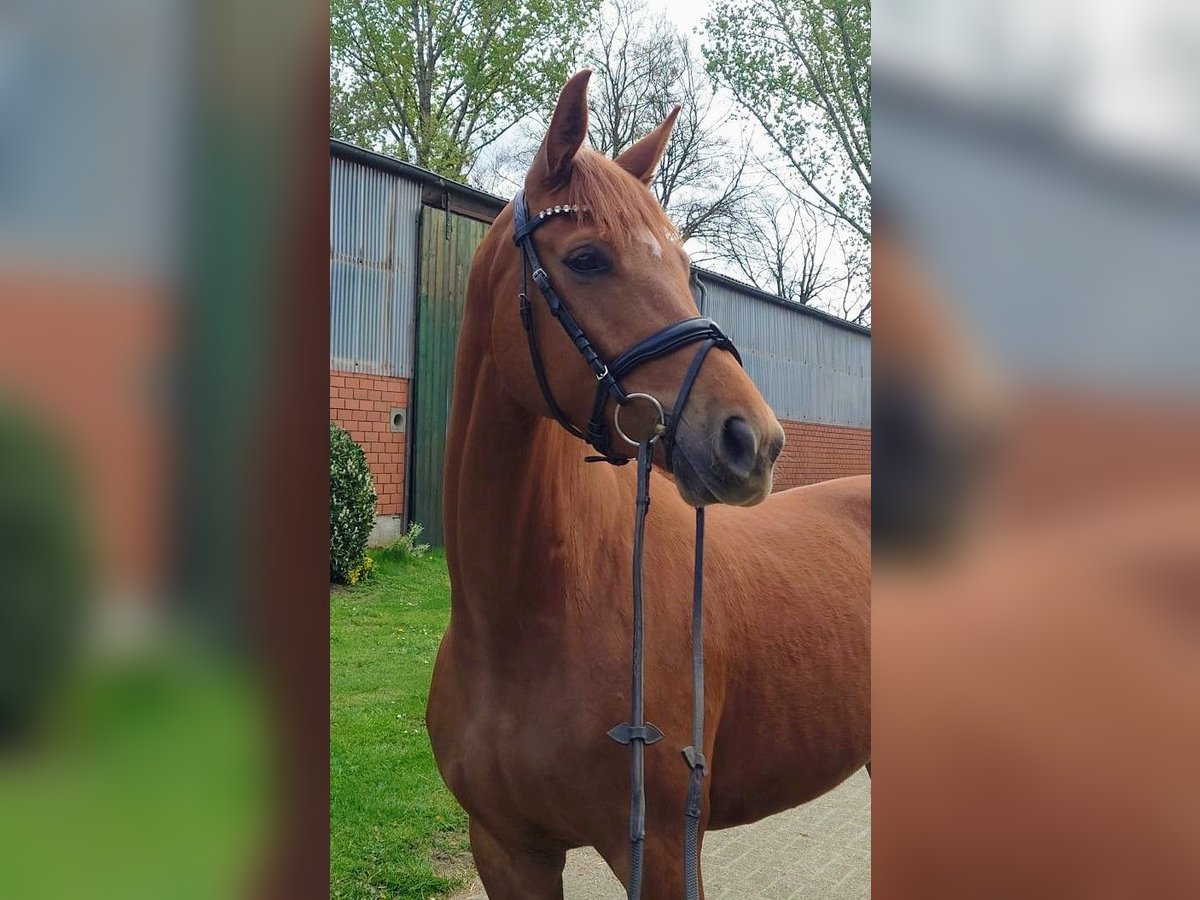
[
  {"x1": 376, "y1": 522, "x2": 431, "y2": 566},
  {"x1": 581, "y1": 0, "x2": 745, "y2": 244},
  {"x1": 330, "y1": 554, "x2": 468, "y2": 899},
  {"x1": 703, "y1": 0, "x2": 871, "y2": 240},
  {"x1": 0, "y1": 407, "x2": 88, "y2": 745},
  {"x1": 331, "y1": 0, "x2": 601, "y2": 180},
  {"x1": 330, "y1": 422, "x2": 377, "y2": 585}
]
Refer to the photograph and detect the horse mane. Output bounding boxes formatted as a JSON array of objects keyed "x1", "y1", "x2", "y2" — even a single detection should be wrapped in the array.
[{"x1": 564, "y1": 148, "x2": 680, "y2": 247}]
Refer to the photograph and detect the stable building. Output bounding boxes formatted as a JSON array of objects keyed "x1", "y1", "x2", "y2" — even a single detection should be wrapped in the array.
[{"x1": 330, "y1": 139, "x2": 871, "y2": 545}]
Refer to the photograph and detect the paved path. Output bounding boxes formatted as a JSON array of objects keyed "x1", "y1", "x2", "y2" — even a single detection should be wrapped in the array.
[{"x1": 451, "y1": 769, "x2": 870, "y2": 899}]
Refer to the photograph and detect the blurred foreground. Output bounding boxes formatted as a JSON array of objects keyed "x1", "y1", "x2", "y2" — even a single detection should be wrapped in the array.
[
  {"x1": 0, "y1": 1, "x2": 328, "y2": 897},
  {"x1": 874, "y1": 0, "x2": 1200, "y2": 896}
]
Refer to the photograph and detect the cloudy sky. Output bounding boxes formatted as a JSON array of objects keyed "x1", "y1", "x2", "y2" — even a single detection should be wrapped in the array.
[{"x1": 652, "y1": 0, "x2": 711, "y2": 34}]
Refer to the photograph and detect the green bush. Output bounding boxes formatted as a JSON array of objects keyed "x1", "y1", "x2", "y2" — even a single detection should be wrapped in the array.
[
  {"x1": 376, "y1": 522, "x2": 431, "y2": 566},
  {"x1": 330, "y1": 422, "x2": 376, "y2": 584},
  {"x1": 0, "y1": 407, "x2": 88, "y2": 745}
]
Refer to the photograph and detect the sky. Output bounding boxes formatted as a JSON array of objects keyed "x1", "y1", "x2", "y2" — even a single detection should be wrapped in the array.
[{"x1": 651, "y1": 0, "x2": 711, "y2": 35}]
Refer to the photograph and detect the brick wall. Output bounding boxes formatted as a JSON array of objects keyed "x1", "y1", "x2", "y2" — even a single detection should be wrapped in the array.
[
  {"x1": 330, "y1": 372, "x2": 867, "y2": 512},
  {"x1": 773, "y1": 420, "x2": 871, "y2": 491},
  {"x1": 330, "y1": 372, "x2": 408, "y2": 516}
]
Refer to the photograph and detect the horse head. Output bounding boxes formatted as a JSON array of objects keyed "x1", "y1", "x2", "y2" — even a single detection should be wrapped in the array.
[{"x1": 485, "y1": 70, "x2": 784, "y2": 506}]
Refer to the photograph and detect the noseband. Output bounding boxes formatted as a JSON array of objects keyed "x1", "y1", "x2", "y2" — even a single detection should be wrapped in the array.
[{"x1": 512, "y1": 188, "x2": 741, "y2": 900}]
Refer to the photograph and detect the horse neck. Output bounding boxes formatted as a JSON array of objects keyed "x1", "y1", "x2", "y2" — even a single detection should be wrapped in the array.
[{"x1": 442, "y1": 297, "x2": 629, "y2": 646}]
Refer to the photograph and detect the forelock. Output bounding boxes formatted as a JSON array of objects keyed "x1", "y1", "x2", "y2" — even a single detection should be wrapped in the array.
[{"x1": 563, "y1": 149, "x2": 680, "y2": 247}]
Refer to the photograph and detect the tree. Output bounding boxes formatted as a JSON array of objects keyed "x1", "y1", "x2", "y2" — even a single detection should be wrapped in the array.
[
  {"x1": 718, "y1": 193, "x2": 831, "y2": 304},
  {"x1": 706, "y1": 191, "x2": 867, "y2": 323},
  {"x1": 703, "y1": 0, "x2": 870, "y2": 241},
  {"x1": 836, "y1": 231, "x2": 871, "y2": 324},
  {"x1": 331, "y1": 0, "x2": 599, "y2": 180},
  {"x1": 584, "y1": 0, "x2": 749, "y2": 242},
  {"x1": 472, "y1": 0, "x2": 748, "y2": 242}
]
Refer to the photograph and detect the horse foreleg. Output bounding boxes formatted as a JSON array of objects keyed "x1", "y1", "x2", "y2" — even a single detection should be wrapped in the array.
[
  {"x1": 641, "y1": 831, "x2": 707, "y2": 900},
  {"x1": 597, "y1": 831, "x2": 700, "y2": 900},
  {"x1": 468, "y1": 818, "x2": 567, "y2": 900},
  {"x1": 647, "y1": 832, "x2": 703, "y2": 899}
]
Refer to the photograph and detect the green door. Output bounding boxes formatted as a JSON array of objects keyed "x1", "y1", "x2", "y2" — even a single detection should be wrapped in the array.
[{"x1": 409, "y1": 207, "x2": 491, "y2": 546}]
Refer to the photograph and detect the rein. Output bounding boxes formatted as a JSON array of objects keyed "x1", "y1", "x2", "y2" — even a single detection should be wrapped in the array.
[{"x1": 512, "y1": 189, "x2": 740, "y2": 900}]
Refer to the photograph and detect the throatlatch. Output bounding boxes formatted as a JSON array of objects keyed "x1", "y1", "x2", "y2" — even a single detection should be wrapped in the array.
[{"x1": 512, "y1": 189, "x2": 737, "y2": 900}]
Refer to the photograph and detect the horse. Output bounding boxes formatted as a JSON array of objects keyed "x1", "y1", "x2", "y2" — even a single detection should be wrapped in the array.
[{"x1": 427, "y1": 70, "x2": 871, "y2": 898}]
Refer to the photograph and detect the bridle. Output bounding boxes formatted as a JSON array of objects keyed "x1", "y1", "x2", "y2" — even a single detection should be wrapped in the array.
[
  {"x1": 512, "y1": 188, "x2": 742, "y2": 900},
  {"x1": 512, "y1": 189, "x2": 739, "y2": 465}
]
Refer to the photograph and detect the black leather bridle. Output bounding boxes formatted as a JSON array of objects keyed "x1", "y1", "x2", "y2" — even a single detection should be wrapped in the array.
[
  {"x1": 512, "y1": 188, "x2": 741, "y2": 900},
  {"x1": 512, "y1": 189, "x2": 740, "y2": 465}
]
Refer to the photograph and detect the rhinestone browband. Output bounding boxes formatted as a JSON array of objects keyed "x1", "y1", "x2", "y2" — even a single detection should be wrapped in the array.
[{"x1": 534, "y1": 204, "x2": 588, "y2": 221}]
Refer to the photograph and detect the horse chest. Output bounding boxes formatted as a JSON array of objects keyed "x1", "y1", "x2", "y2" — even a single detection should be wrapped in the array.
[{"x1": 430, "y1": 646, "x2": 625, "y2": 830}]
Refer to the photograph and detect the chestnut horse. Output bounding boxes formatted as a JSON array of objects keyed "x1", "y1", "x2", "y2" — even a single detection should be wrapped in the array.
[{"x1": 427, "y1": 71, "x2": 870, "y2": 898}]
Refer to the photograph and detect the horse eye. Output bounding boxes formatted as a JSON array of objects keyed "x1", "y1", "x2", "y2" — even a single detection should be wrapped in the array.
[{"x1": 564, "y1": 248, "x2": 610, "y2": 275}]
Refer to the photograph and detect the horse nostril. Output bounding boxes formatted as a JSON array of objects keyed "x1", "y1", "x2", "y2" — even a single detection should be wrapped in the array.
[{"x1": 719, "y1": 416, "x2": 757, "y2": 479}]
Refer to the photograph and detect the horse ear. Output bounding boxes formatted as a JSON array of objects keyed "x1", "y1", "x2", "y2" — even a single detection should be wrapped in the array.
[
  {"x1": 615, "y1": 106, "x2": 681, "y2": 185},
  {"x1": 537, "y1": 70, "x2": 592, "y2": 187}
]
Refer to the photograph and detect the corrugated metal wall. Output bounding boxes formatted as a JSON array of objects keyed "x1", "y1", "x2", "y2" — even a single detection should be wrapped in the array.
[
  {"x1": 701, "y1": 280, "x2": 871, "y2": 427},
  {"x1": 330, "y1": 143, "x2": 870, "y2": 427},
  {"x1": 329, "y1": 156, "x2": 422, "y2": 376}
]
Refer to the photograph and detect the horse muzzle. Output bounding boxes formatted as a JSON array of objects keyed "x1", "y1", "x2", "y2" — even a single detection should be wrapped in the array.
[{"x1": 670, "y1": 413, "x2": 784, "y2": 507}]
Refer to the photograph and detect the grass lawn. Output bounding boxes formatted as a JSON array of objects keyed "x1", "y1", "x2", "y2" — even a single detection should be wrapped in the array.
[{"x1": 330, "y1": 550, "x2": 471, "y2": 900}]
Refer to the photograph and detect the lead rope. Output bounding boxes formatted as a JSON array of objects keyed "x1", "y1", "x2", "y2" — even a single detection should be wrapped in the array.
[
  {"x1": 682, "y1": 506, "x2": 706, "y2": 900},
  {"x1": 625, "y1": 439, "x2": 658, "y2": 899},
  {"x1": 612, "y1": 436, "x2": 707, "y2": 900}
]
